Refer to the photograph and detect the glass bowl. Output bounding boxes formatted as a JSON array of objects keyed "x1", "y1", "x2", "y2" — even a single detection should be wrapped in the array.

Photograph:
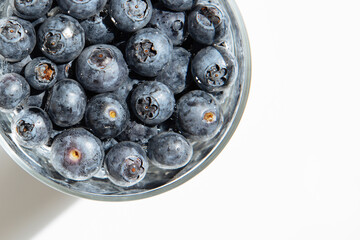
[{"x1": 0, "y1": 0, "x2": 251, "y2": 201}]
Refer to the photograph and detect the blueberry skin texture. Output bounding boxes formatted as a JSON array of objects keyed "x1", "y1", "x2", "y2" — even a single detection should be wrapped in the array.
[
  {"x1": 51, "y1": 128, "x2": 104, "y2": 181},
  {"x1": 38, "y1": 14, "x2": 85, "y2": 63},
  {"x1": 105, "y1": 141, "x2": 149, "y2": 187},
  {"x1": 80, "y1": 8, "x2": 115, "y2": 45},
  {"x1": 111, "y1": 77, "x2": 140, "y2": 104},
  {"x1": 12, "y1": 0, "x2": 53, "y2": 20},
  {"x1": 11, "y1": 107, "x2": 52, "y2": 148},
  {"x1": 85, "y1": 94, "x2": 129, "y2": 139},
  {"x1": 0, "y1": 17, "x2": 36, "y2": 62},
  {"x1": 125, "y1": 28, "x2": 173, "y2": 77},
  {"x1": 57, "y1": 0, "x2": 107, "y2": 20},
  {"x1": 24, "y1": 57, "x2": 58, "y2": 91},
  {"x1": 0, "y1": 73, "x2": 30, "y2": 111},
  {"x1": 187, "y1": 4, "x2": 228, "y2": 45},
  {"x1": 191, "y1": 46, "x2": 235, "y2": 92},
  {"x1": 176, "y1": 90, "x2": 223, "y2": 140},
  {"x1": 117, "y1": 120, "x2": 158, "y2": 144},
  {"x1": 155, "y1": 47, "x2": 190, "y2": 94},
  {"x1": 160, "y1": 0, "x2": 194, "y2": 11},
  {"x1": 130, "y1": 81, "x2": 175, "y2": 125},
  {"x1": 76, "y1": 44, "x2": 128, "y2": 93},
  {"x1": 148, "y1": 132, "x2": 193, "y2": 169},
  {"x1": 46, "y1": 79, "x2": 87, "y2": 127},
  {"x1": 149, "y1": 9, "x2": 186, "y2": 46},
  {"x1": 57, "y1": 61, "x2": 73, "y2": 80},
  {"x1": 110, "y1": 0, "x2": 153, "y2": 32}
]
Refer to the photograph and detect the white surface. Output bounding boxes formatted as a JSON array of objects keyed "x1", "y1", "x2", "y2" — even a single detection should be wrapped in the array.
[{"x1": 1, "y1": 0, "x2": 360, "y2": 239}]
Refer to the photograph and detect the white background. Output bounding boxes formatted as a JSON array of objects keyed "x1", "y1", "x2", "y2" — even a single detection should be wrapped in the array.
[{"x1": 1, "y1": 0, "x2": 360, "y2": 239}]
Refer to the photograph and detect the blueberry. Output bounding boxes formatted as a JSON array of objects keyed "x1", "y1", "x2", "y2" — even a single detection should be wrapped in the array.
[
  {"x1": 13, "y1": 0, "x2": 53, "y2": 20},
  {"x1": 38, "y1": 14, "x2": 85, "y2": 63},
  {"x1": 130, "y1": 81, "x2": 175, "y2": 125},
  {"x1": 80, "y1": 8, "x2": 116, "y2": 45},
  {"x1": 117, "y1": 120, "x2": 158, "y2": 144},
  {"x1": 76, "y1": 44, "x2": 128, "y2": 93},
  {"x1": 57, "y1": 0, "x2": 107, "y2": 20},
  {"x1": 155, "y1": 47, "x2": 190, "y2": 94},
  {"x1": 85, "y1": 93, "x2": 129, "y2": 139},
  {"x1": 51, "y1": 128, "x2": 104, "y2": 181},
  {"x1": 125, "y1": 28, "x2": 173, "y2": 77},
  {"x1": 148, "y1": 132, "x2": 192, "y2": 169},
  {"x1": 176, "y1": 90, "x2": 223, "y2": 140},
  {"x1": 149, "y1": 9, "x2": 186, "y2": 46},
  {"x1": 24, "y1": 57, "x2": 58, "y2": 91},
  {"x1": 46, "y1": 79, "x2": 87, "y2": 127},
  {"x1": 12, "y1": 107, "x2": 52, "y2": 148},
  {"x1": 0, "y1": 73, "x2": 30, "y2": 111},
  {"x1": 191, "y1": 46, "x2": 236, "y2": 92},
  {"x1": 110, "y1": 0, "x2": 153, "y2": 32},
  {"x1": 160, "y1": 0, "x2": 194, "y2": 11},
  {"x1": 105, "y1": 141, "x2": 148, "y2": 187},
  {"x1": 0, "y1": 17, "x2": 36, "y2": 62},
  {"x1": 188, "y1": 4, "x2": 228, "y2": 45}
]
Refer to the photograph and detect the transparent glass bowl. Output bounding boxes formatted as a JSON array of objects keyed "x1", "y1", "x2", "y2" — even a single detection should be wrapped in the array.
[{"x1": 0, "y1": 0, "x2": 251, "y2": 201}]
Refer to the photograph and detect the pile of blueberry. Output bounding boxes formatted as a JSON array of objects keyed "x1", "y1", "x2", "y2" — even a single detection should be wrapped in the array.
[{"x1": 0, "y1": 0, "x2": 237, "y2": 189}]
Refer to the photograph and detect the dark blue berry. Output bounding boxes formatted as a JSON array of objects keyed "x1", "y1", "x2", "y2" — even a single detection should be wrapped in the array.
[
  {"x1": 24, "y1": 57, "x2": 58, "y2": 91},
  {"x1": 0, "y1": 73, "x2": 30, "y2": 111},
  {"x1": 57, "y1": 0, "x2": 107, "y2": 20},
  {"x1": 188, "y1": 4, "x2": 228, "y2": 45},
  {"x1": 76, "y1": 44, "x2": 128, "y2": 93},
  {"x1": 148, "y1": 132, "x2": 193, "y2": 169},
  {"x1": 0, "y1": 17, "x2": 36, "y2": 62},
  {"x1": 105, "y1": 141, "x2": 148, "y2": 187},
  {"x1": 125, "y1": 28, "x2": 173, "y2": 77},
  {"x1": 85, "y1": 93, "x2": 129, "y2": 139},
  {"x1": 46, "y1": 79, "x2": 87, "y2": 127},
  {"x1": 13, "y1": 0, "x2": 53, "y2": 20},
  {"x1": 149, "y1": 9, "x2": 186, "y2": 46},
  {"x1": 176, "y1": 90, "x2": 223, "y2": 140},
  {"x1": 26, "y1": 91, "x2": 46, "y2": 108},
  {"x1": 38, "y1": 14, "x2": 85, "y2": 63},
  {"x1": 51, "y1": 128, "x2": 104, "y2": 181},
  {"x1": 80, "y1": 8, "x2": 116, "y2": 45},
  {"x1": 191, "y1": 46, "x2": 236, "y2": 92},
  {"x1": 130, "y1": 81, "x2": 175, "y2": 125},
  {"x1": 117, "y1": 120, "x2": 158, "y2": 144},
  {"x1": 57, "y1": 61, "x2": 73, "y2": 80},
  {"x1": 110, "y1": 0, "x2": 153, "y2": 32},
  {"x1": 160, "y1": 0, "x2": 194, "y2": 11},
  {"x1": 12, "y1": 107, "x2": 52, "y2": 148},
  {"x1": 155, "y1": 47, "x2": 190, "y2": 94}
]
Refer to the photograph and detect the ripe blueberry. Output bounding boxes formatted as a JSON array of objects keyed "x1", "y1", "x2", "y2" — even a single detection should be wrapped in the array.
[
  {"x1": 76, "y1": 44, "x2": 128, "y2": 93},
  {"x1": 0, "y1": 17, "x2": 36, "y2": 62},
  {"x1": 13, "y1": 0, "x2": 53, "y2": 20},
  {"x1": 38, "y1": 14, "x2": 85, "y2": 63},
  {"x1": 110, "y1": 0, "x2": 153, "y2": 32},
  {"x1": 0, "y1": 73, "x2": 30, "y2": 111},
  {"x1": 176, "y1": 90, "x2": 223, "y2": 140},
  {"x1": 130, "y1": 81, "x2": 175, "y2": 125},
  {"x1": 51, "y1": 128, "x2": 104, "y2": 181},
  {"x1": 148, "y1": 132, "x2": 193, "y2": 169},
  {"x1": 24, "y1": 57, "x2": 58, "y2": 91},
  {"x1": 12, "y1": 107, "x2": 52, "y2": 148},
  {"x1": 160, "y1": 0, "x2": 194, "y2": 11},
  {"x1": 57, "y1": 0, "x2": 107, "y2": 20},
  {"x1": 46, "y1": 79, "x2": 87, "y2": 127},
  {"x1": 105, "y1": 141, "x2": 148, "y2": 187},
  {"x1": 125, "y1": 28, "x2": 173, "y2": 77},
  {"x1": 85, "y1": 93, "x2": 129, "y2": 139}
]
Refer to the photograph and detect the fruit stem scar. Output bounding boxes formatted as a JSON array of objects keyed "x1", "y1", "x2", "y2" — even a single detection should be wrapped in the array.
[
  {"x1": 69, "y1": 149, "x2": 81, "y2": 162},
  {"x1": 203, "y1": 111, "x2": 216, "y2": 123},
  {"x1": 109, "y1": 110, "x2": 117, "y2": 118}
]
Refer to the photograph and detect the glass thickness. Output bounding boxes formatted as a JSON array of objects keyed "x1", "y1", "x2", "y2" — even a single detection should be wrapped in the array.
[{"x1": 0, "y1": 0, "x2": 251, "y2": 201}]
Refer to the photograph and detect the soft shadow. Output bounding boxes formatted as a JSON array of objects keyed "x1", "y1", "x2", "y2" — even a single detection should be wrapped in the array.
[{"x1": 0, "y1": 150, "x2": 75, "y2": 240}]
